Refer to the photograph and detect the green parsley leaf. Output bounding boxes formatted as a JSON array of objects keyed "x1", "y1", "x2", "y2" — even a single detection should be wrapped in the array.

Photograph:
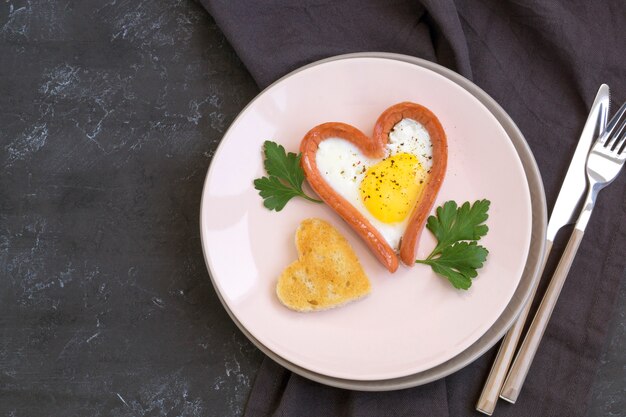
[
  {"x1": 426, "y1": 199, "x2": 490, "y2": 256},
  {"x1": 253, "y1": 177, "x2": 302, "y2": 211},
  {"x1": 262, "y1": 141, "x2": 305, "y2": 189},
  {"x1": 417, "y1": 200, "x2": 490, "y2": 290},
  {"x1": 254, "y1": 140, "x2": 323, "y2": 211},
  {"x1": 416, "y1": 242, "x2": 489, "y2": 290}
]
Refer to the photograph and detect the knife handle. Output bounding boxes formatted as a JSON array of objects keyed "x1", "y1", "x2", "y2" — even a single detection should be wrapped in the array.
[
  {"x1": 475, "y1": 239, "x2": 553, "y2": 415},
  {"x1": 500, "y1": 228, "x2": 585, "y2": 403}
]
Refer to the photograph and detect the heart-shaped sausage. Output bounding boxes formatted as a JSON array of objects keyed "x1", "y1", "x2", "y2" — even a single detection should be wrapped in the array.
[
  {"x1": 276, "y1": 218, "x2": 371, "y2": 312},
  {"x1": 300, "y1": 102, "x2": 447, "y2": 272}
]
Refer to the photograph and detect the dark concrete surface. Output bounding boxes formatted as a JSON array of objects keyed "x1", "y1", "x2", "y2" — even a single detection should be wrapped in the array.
[{"x1": 0, "y1": 0, "x2": 623, "y2": 416}]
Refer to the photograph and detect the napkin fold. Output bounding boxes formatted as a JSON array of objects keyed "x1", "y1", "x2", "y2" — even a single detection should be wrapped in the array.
[{"x1": 200, "y1": 1, "x2": 626, "y2": 416}]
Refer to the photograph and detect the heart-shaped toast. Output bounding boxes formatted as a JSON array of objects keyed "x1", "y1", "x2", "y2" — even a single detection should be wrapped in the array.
[
  {"x1": 276, "y1": 218, "x2": 371, "y2": 312},
  {"x1": 300, "y1": 102, "x2": 447, "y2": 272}
]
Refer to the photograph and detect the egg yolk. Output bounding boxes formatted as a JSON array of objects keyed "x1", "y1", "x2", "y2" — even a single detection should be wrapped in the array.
[{"x1": 359, "y1": 153, "x2": 426, "y2": 223}]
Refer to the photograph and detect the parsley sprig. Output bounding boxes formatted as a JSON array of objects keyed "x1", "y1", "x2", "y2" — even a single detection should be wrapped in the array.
[
  {"x1": 254, "y1": 141, "x2": 322, "y2": 211},
  {"x1": 416, "y1": 200, "x2": 490, "y2": 290}
]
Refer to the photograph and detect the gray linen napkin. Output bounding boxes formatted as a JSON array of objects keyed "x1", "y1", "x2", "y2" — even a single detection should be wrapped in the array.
[{"x1": 199, "y1": 1, "x2": 626, "y2": 416}]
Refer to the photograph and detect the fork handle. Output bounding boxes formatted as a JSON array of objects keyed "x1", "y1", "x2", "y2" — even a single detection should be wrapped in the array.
[{"x1": 500, "y1": 228, "x2": 584, "y2": 403}]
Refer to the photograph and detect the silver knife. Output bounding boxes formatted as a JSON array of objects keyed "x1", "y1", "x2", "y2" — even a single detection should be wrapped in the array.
[
  {"x1": 476, "y1": 84, "x2": 610, "y2": 415},
  {"x1": 546, "y1": 84, "x2": 611, "y2": 242}
]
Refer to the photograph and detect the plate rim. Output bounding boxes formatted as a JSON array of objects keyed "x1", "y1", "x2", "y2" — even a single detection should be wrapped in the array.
[{"x1": 199, "y1": 52, "x2": 547, "y2": 390}]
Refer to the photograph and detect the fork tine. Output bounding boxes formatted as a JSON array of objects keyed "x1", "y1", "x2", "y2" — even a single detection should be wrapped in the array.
[
  {"x1": 614, "y1": 118, "x2": 626, "y2": 155},
  {"x1": 610, "y1": 111, "x2": 626, "y2": 150},
  {"x1": 603, "y1": 102, "x2": 626, "y2": 148}
]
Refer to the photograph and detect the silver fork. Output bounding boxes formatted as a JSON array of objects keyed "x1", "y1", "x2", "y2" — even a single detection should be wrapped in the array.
[{"x1": 500, "y1": 102, "x2": 626, "y2": 403}]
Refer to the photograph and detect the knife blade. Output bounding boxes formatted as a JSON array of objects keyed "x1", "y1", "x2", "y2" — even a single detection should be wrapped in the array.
[{"x1": 546, "y1": 84, "x2": 610, "y2": 241}]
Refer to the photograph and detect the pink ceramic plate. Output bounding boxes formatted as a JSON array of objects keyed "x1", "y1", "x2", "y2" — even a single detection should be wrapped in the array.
[{"x1": 200, "y1": 57, "x2": 532, "y2": 381}]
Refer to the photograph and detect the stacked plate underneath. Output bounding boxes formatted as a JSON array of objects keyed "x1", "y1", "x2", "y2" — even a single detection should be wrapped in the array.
[{"x1": 200, "y1": 53, "x2": 547, "y2": 390}]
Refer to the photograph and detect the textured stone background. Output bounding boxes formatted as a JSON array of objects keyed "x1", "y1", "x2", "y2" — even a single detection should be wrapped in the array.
[{"x1": 0, "y1": 0, "x2": 623, "y2": 416}]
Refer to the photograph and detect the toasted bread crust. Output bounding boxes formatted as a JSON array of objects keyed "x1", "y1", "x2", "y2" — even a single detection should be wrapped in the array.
[{"x1": 276, "y1": 218, "x2": 371, "y2": 312}]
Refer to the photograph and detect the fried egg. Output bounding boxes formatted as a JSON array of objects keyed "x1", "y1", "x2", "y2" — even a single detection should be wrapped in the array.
[{"x1": 316, "y1": 118, "x2": 433, "y2": 250}]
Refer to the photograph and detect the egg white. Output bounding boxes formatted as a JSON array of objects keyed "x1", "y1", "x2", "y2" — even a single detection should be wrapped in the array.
[{"x1": 316, "y1": 118, "x2": 433, "y2": 250}]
